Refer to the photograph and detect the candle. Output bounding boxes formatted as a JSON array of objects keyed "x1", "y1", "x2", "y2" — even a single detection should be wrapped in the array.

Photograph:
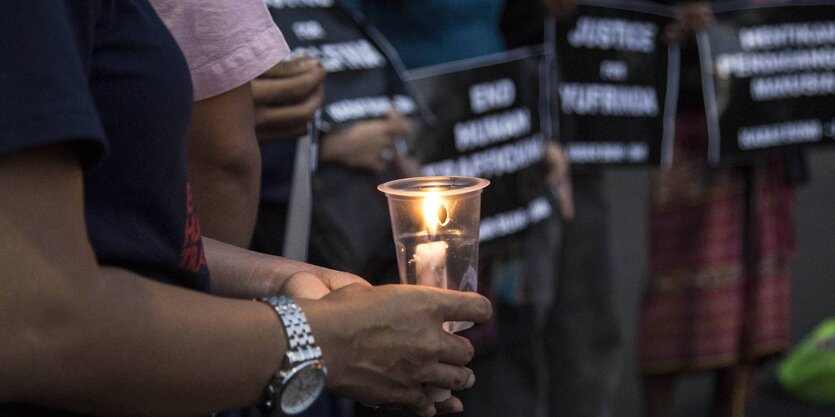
[{"x1": 414, "y1": 241, "x2": 448, "y2": 288}]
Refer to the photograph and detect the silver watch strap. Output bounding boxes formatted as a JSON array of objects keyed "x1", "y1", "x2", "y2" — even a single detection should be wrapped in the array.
[{"x1": 262, "y1": 296, "x2": 323, "y2": 367}]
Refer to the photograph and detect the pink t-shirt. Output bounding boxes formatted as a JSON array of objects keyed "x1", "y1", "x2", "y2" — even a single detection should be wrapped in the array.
[{"x1": 149, "y1": 0, "x2": 290, "y2": 101}]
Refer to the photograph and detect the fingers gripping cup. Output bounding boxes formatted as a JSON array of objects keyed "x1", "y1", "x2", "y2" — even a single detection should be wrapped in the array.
[{"x1": 378, "y1": 176, "x2": 490, "y2": 333}]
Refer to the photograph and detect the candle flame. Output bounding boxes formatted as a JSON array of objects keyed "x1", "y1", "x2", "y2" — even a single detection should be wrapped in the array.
[{"x1": 422, "y1": 192, "x2": 449, "y2": 237}]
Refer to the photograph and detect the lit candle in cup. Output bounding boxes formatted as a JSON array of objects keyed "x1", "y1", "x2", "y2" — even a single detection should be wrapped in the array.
[{"x1": 377, "y1": 176, "x2": 488, "y2": 302}]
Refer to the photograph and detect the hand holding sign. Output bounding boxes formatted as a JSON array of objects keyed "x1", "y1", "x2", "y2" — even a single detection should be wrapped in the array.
[
  {"x1": 664, "y1": 2, "x2": 714, "y2": 44},
  {"x1": 253, "y1": 55, "x2": 326, "y2": 141},
  {"x1": 320, "y1": 110, "x2": 414, "y2": 173},
  {"x1": 543, "y1": 0, "x2": 577, "y2": 19}
]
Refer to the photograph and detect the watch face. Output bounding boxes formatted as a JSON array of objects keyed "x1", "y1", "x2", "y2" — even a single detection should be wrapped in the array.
[{"x1": 280, "y1": 362, "x2": 326, "y2": 415}]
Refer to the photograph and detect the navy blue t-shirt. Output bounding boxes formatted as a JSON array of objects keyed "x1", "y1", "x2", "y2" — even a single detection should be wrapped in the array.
[{"x1": 1, "y1": 0, "x2": 208, "y2": 415}]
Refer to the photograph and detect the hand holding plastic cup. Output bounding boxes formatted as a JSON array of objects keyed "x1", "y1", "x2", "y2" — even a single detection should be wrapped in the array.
[{"x1": 378, "y1": 176, "x2": 489, "y2": 402}]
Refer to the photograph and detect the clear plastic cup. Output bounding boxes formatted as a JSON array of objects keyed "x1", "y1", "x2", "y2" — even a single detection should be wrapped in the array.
[{"x1": 378, "y1": 176, "x2": 489, "y2": 332}]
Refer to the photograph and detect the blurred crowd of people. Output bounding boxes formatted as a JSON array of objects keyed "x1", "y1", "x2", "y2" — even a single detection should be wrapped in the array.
[{"x1": 0, "y1": 1, "x2": 808, "y2": 417}]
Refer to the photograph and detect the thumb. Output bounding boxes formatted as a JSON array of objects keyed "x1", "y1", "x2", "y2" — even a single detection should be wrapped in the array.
[{"x1": 280, "y1": 272, "x2": 331, "y2": 299}]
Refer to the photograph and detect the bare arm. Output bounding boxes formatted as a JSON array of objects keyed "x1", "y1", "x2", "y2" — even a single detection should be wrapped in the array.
[
  {"x1": 0, "y1": 145, "x2": 283, "y2": 416},
  {"x1": 187, "y1": 57, "x2": 365, "y2": 300},
  {"x1": 187, "y1": 82, "x2": 261, "y2": 247},
  {"x1": 203, "y1": 236, "x2": 369, "y2": 300},
  {"x1": 189, "y1": 57, "x2": 325, "y2": 248}
]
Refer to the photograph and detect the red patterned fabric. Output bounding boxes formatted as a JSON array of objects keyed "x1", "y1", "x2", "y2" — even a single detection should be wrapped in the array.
[{"x1": 639, "y1": 112, "x2": 796, "y2": 374}]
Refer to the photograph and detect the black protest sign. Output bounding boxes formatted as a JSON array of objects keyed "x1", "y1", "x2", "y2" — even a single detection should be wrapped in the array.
[
  {"x1": 699, "y1": 0, "x2": 835, "y2": 165},
  {"x1": 549, "y1": 0, "x2": 678, "y2": 166},
  {"x1": 407, "y1": 48, "x2": 552, "y2": 244},
  {"x1": 265, "y1": 0, "x2": 418, "y2": 131}
]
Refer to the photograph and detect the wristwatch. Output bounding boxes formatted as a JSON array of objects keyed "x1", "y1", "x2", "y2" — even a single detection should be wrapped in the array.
[{"x1": 259, "y1": 295, "x2": 327, "y2": 416}]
